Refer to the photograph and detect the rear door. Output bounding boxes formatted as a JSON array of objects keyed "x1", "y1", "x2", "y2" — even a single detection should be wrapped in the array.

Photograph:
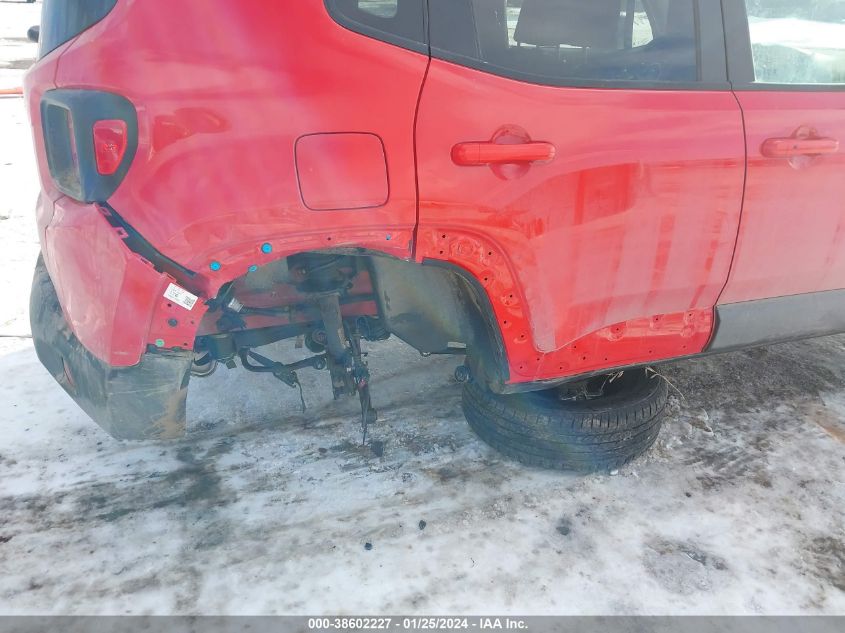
[
  {"x1": 415, "y1": 0, "x2": 747, "y2": 384},
  {"x1": 720, "y1": 1, "x2": 845, "y2": 304}
]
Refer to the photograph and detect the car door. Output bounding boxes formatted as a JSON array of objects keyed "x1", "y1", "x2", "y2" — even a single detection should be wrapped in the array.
[
  {"x1": 717, "y1": 2, "x2": 845, "y2": 318},
  {"x1": 415, "y1": 0, "x2": 747, "y2": 385}
]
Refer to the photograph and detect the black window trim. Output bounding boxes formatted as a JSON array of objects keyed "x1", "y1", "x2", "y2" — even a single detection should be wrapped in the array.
[
  {"x1": 323, "y1": 0, "x2": 430, "y2": 56},
  {"x1": 722, "y1": 0, "x2": 845, "y2": 92}
]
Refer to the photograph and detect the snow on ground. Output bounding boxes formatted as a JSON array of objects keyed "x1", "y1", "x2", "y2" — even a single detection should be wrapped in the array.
[{"x1": 0, "y1": 1, "x2": 844, "y2": 616}]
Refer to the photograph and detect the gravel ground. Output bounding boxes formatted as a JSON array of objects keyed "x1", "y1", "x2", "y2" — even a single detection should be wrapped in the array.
[{"x1": 0, "y1": 1, "x2": 843, "y2": 616}]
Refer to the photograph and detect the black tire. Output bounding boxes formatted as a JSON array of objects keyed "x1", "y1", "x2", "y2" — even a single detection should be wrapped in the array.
[{"x1": 462, "y1": 369, "x2": 668, "y2": 472}]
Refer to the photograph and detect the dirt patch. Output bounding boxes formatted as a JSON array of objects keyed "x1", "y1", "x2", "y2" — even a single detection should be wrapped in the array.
[
  {"x1": 642, "y1": 538, "x2": 730, "y2": 596},
  {"x1": 806, "y1": 404, "x2": 845, "y2": 444},
  {"x1": 556, "y1": 517, "x2": 573, "y2": 536},
  {"x1": 806, "y1": 536, "x2": 845, "y2": 593},
  {"x1": 9, "y1": 441, "x2": 242, "y2": 527}
]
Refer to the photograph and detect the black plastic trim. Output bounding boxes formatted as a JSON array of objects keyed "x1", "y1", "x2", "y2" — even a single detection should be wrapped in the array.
[
  {"x1": 720, "y1": 0, "x2": 754, "y2": 87},
  {"x1": 421, "y1": 258, "x2": 510, "y2": 389},
  {"x1": 323, "y1": 0, "x2": 429, "y2": 55},
  {"x1": 41, "y1": 89, "x2": 138, "y2": 203},
  {"x1": 697, "y1": 0, "x2": 729, "y2": 85},
  {"x1": 31, "y1": 255, "x2": 193, "y2": 441},
  {"x1": 97, "y1": 202, "x2": 199, "y2": 288},
  {"x1": 707, "y1": 290, "x2": 845, "y2": 353},
  {"x1": 430, "y1": 53, "x2": 730, "y2": 92},
  {"x1": 731, "y1": 83, "x2": 845, "y2": 94}
]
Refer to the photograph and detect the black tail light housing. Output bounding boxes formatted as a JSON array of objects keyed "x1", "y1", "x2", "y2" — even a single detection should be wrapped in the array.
[{"x1": 41, "y1": 89, "x2": 138, "y2": 203}]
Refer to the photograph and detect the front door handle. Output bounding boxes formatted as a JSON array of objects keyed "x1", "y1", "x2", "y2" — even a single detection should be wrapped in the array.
[
  {"x1": 762, "y1": 136, "x2": 839, "y2": 158},
  {"x1": 452, "y1": 141, "x2": 557, "y2": 166}
]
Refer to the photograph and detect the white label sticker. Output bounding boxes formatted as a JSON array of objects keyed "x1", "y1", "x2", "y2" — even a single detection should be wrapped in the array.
[{"x1": 164, "y1": 283, "x2": 199, "y2": 311}]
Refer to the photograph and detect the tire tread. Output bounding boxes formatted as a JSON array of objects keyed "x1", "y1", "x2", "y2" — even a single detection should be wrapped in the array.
[{"x1": 462, "y1": 369, "x2": 668, "y2": 472}]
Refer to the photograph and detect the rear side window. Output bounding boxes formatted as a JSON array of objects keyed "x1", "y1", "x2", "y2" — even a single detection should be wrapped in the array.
[
  {"x1": 745, "y1": 0, "x2": 845, "y2": 84},
  {"x1": 358, "y1": 1, "x2": 399, "y2": 18},
  {"x1": 324, "y1": 0, "x2": 427, "y2": 53},
  {"x1": 429, "y1": 0, "x2": 700, "y2": 86},
  {"x1": 39, "y1": 0, "x2": 118, "y2": 58}
]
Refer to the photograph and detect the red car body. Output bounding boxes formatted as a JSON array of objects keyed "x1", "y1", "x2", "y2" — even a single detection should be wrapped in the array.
[{"x1": 25, "y1": 0, "x2": 845, "y2": 440}]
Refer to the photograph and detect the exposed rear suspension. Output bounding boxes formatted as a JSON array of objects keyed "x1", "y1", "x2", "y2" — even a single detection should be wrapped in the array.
[{"x1": 194, "y1": 253, "x2": 387, "y2": 443}]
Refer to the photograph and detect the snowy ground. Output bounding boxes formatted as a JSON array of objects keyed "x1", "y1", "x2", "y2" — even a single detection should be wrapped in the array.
[{"x1": 1, "y1": 1, "x2": 844, "y2": 616}]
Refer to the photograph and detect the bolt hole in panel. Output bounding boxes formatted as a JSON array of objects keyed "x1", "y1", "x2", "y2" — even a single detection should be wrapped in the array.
[
  {"x1": 295, "y1": 133, "x2": 389, "y2": 211},
  {"x1": 420, "y1": 229, "x2": 714, "y2": 382}
]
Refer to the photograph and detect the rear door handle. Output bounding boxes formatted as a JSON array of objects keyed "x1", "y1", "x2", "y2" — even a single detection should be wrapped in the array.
[
  {"x1": 761, "y1": 137, "x2": 839, "y2": 158},
  {"x1": 452, "y1": 141, "x2": 556, "y2": 166}
]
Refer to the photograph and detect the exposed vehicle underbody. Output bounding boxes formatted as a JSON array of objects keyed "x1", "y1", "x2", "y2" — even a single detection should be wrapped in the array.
[{"x1": 30, "y1": 247, "x2": 489, "y2": 443}]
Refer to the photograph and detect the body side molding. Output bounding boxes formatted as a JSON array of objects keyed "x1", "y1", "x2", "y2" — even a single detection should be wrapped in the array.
[{"x1": 709, "y1": 290, "x2": 845, "y2": 353}]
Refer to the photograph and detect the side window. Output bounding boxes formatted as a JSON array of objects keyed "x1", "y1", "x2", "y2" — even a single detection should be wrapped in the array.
[
  {"x1": 358, "y1": 1, "x2": 398, "y2": 18},
  {"x1": 324, "y1": 0, "x2": 427, "y2": 52},
  {"x1": 745, "y1": 0, "x2": 845, "y2": 84},
  {"x1": 429, "y1": 0, "x2": 699, "y2": 86}
]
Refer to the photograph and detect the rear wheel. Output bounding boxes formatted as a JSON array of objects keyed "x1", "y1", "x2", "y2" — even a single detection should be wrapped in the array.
[{"x1": 462, "y1": 369, "x2": 668, "y2": 472}]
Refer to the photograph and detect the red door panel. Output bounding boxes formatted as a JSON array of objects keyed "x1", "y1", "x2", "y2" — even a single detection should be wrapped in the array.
[
  {"x1": 416, "y1": 61, "x2": 746, "y2": 383},
  {"x1": 720, "y1": 92, "x2": 845, "y2": 304}
]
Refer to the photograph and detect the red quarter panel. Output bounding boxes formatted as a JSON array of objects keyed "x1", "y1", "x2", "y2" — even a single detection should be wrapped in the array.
[
  {"x1": 36, "y1": 1, "x2": 427, "y2": 365},
  {"x1": 54, "y1": 1, "x2": 425, "y2": 284},
  {"x1": 44, "y1": 197, "x2": 167, "y2": 365}
]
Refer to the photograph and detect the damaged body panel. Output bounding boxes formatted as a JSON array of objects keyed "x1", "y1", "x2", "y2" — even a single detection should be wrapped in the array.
[{"x1": 31, "y1": 256, "x2": 193, "y2": 440}]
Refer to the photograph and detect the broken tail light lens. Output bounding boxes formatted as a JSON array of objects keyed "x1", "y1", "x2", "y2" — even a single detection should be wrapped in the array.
[
  {"x1": 93, "y1": 119, "x2": 128, "y2": 176},
  {"x1": 41, "y1": 90, "x2": 138, "y2": 202}
]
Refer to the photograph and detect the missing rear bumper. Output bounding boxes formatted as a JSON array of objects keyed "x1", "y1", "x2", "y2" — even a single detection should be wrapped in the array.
[{"x1": 30, "y1": 256, "x2": 193, "y2": 440}]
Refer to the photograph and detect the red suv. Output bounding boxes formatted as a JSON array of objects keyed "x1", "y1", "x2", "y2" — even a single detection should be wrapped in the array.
[{"x1": 25, "y1": 0, "x2": 845, "y2": 471}]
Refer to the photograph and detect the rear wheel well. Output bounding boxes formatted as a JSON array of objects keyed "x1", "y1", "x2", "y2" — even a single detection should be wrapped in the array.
[
  {"x1": 369, "y1": 255, "x2": 509, "y2": 388},
  {"x1": 195, "y1": 250, "x2": 509, "y2": 390}
]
